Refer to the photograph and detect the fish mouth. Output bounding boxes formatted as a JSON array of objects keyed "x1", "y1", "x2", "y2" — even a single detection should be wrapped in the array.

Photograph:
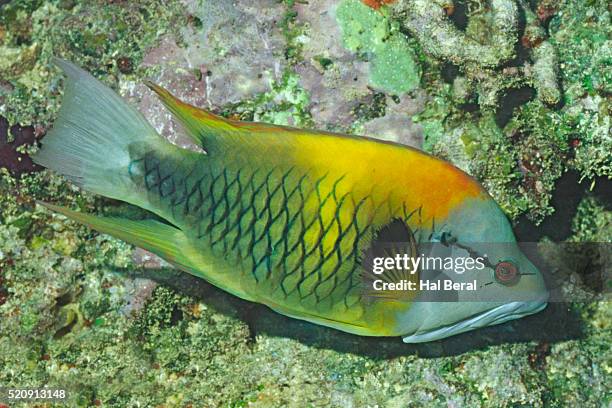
[{"x1": 402, "y1": 298, "x2": 548, "y2": 343}]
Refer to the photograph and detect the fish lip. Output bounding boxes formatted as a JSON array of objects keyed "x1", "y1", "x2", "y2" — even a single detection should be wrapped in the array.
[
  {"x1": 486, "y1": 298, "x2": 548, "y2": 326},
  {"x1": 402, "y1": 296, "x2": 548, "y2": 344}
]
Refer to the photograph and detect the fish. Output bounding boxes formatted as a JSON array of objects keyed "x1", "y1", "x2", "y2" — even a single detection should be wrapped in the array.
[{"x1": 33, "y1": 59, "x2": 548, "y2": 343}]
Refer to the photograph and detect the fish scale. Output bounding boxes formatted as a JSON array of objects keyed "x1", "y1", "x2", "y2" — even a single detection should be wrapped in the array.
[{"x1": 129, "y1": 148, "x2": 378, "y2": 315}]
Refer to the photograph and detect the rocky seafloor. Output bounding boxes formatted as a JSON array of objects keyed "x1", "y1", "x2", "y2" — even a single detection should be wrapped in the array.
[{"x1": 0, "y1": 0, "x2": 610, "y2": 406}]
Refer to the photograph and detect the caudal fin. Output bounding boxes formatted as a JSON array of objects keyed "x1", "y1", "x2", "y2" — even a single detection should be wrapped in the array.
[{"x1": 33, "y1": 58, "x2": 163, "y2": 205}]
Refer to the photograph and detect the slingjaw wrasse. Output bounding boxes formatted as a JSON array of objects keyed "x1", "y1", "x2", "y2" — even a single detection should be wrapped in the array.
[{"x1": 33, "y1": 59, "x2": 548, "y2": 343}]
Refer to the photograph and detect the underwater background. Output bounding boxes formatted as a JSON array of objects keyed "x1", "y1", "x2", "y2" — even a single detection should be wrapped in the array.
[{"x1": 0, "y1": 0, "x2": 610, "y2": 406}]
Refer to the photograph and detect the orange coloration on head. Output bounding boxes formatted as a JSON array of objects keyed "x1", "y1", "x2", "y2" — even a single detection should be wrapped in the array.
[
  {"x1": 289, "y1": 133, "x2": 485, "y2": 224},
  {"x1": 361, "y1": 0, "x2": 396, "y2": 10}
]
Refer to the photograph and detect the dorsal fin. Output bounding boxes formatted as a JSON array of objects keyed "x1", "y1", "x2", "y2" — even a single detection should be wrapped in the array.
[
  {"x1": 144, "y1": 81, "x2": 298, "y2": 149},
  {"x1": 144, "y1": 81, "x2": 241, "y2": 147}
]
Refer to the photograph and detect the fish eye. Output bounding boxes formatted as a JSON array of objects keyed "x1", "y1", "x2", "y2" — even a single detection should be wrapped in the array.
[{"x1": 494, "y1": 261, "x2": 520, "y2": 286}]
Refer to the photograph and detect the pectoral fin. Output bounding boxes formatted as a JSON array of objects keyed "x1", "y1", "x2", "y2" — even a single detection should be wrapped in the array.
[
  {"x1": 39, "y1": 202, "x2": 195, "y2": 272},
  {"x1": 361, "y1": 218, "x2": 419, "y2": 302}
]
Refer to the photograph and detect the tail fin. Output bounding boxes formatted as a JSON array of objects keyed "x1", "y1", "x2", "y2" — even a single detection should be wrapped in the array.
[{"x1": 33, "y1": 58, "x2": 163, "y2": 205}]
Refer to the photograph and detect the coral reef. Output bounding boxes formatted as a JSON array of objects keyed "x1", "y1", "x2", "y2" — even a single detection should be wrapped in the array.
[
  {"x1": 389, "y1": 0, "x2": 610, "y2": 221},
  {"x1": 393, "y1": 0, "x2": 561, "y2": 109},
  {"x1": 0, "y1": 0, "x2": 609, "y2": 406}
]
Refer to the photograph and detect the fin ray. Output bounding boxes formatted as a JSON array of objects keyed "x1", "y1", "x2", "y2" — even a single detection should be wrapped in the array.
[
  {"x1": 33, "y1": 58, "x2": 168, "y2": 209},
  {"x1": 144, "y1": 81, "x2": 302, "y2": 149},
  {"x1": 144, "y1": 81, "x2": 238, "y2": 147},
  {"x1": 40, "y1": 202, "x2": 194, "y2": 272}
]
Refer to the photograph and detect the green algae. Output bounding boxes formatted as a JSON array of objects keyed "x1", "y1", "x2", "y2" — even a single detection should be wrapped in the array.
[
  {"x1": 550, "y1": 0, "x2": 611, "y2": 98},
  {"x1": 570, "y1": 196, "x2": 612, "y2": 243},
  {"x1": 221, "y1": 70, "x2": 313, "y2": 128},
  {"x1": 548, "y1": 0, "x2": 612, "y2": 181},
  {"x1": 278, "y1": 0, "x2": 304, "y2": 65},
  {"x1": 336, "y1": 0, "x2": 421, "y2": 94}
]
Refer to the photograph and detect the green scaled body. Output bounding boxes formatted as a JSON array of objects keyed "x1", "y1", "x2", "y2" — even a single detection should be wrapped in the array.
[{"x1": 132, "y1": 146, "x2": 367, "y2": 302}]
